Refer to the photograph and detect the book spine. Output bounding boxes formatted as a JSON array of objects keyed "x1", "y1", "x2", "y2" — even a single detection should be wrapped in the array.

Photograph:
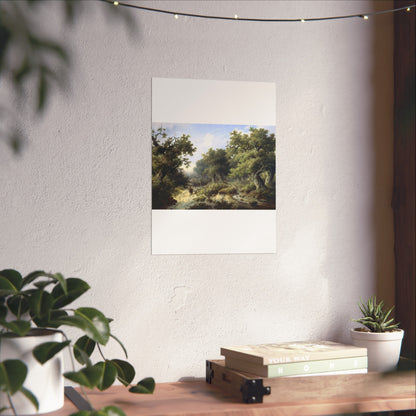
[
  {"x1": 225, "y1": 356, "x2": 368, "y2": 377},
  {"x1": 267, "y1": 356, "x2": 368, "y2": 377},
  {"x1": 262, "y1": 349, "x2": 368, "y2": 365},
  {"x1": 285, "y1": 368, "x2": 368, "y2": 377},
  {"x1": 221, "y1": 346, "x2": 368, "y2": 365}
]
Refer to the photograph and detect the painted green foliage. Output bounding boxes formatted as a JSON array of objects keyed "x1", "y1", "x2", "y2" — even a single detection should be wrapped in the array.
[
  {"x1": 227, "y1": 128, "x2": 276, "y2": 190},
  {"x1": 152, "y1": 127, "x2": 196, "y2": 208},
  {"x1": 152, "y1": 127, "x2": 275, "y2": 209}
]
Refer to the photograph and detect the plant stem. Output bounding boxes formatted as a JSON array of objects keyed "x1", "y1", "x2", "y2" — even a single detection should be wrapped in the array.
[
  {"x1": 7, "y1": 393, "x2": 17, "y2": 416},
  {"x1": 17, "y1": 296, "x2": 22, "y2": 320},
  {"x1": 61, "y1": 332, "x2": 94, "y2": 411},
  {"x1": 97, "y1": 343, "x2": 106, "y2": 361}
]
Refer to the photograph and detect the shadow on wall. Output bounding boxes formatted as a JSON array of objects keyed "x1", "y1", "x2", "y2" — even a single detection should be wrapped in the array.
[
  {"x1": 371, "y1": 4, "x2": 395, "y2": 308},
  {"x1": 392, "y1": 0, "x2": 416, "y2": 360},
  {"x1": 321, "y1": 1, "x2": 396, "y2": 345}
]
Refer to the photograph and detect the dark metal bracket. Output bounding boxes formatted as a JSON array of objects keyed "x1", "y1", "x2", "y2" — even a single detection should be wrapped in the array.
[
  {"x1": 240, "y1": 378, "x2": 271, "y2": 403},
  {"x1": 64, "y1": 386, "x2": 93, "y2": 411},
  {"x1": 206, "y1": 360, "x2": 214, "y2": 383}
]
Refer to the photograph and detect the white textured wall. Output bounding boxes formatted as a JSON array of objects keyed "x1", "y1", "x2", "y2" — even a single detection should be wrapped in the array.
[{"x1": 0, "y1": 1, "x2": 394, "y2": 382}]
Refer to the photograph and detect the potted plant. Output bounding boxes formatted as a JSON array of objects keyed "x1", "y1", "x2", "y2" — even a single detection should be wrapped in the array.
[
  {"x1": 0, "y1": 269, "x2": 155, "y2": 416},
  {"x1": 351, "y1": 296, "x2": 404, "y2": 372}
]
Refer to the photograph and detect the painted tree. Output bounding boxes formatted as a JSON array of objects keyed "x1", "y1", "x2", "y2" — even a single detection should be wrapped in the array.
[
  {"x1": 226, "y1": 128, "x2": 275, "y2": 190},
  {"x1": 152, "y1": 128, "x2": 196, "y2": 208},
  {"x1": 195, "y1": 148, "x2": 230, "y2": 183},
  {"x1": 193, "y1": 158, "x2": 209, "y2": 184}
]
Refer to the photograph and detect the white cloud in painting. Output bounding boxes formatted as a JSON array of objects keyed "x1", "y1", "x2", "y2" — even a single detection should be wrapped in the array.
[
  {"x1": 184, "y1": 133, "x2": 216, "y2": 174},
  {"x1": 201, "y1": 132, "x2": 215, "y2": 150}
]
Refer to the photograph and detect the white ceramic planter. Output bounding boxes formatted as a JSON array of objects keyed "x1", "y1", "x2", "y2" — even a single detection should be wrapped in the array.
[
  {"x1": 0, "y1": 329, "x2": 64, "y2": 415},
  {"x1": 351, "y1": 328, "x2": 404, "y2": 372}
]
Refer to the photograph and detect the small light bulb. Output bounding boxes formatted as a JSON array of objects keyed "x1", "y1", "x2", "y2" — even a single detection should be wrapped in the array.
[
  {"x1": 174, "y1": 14, "x2": 179, "y2": 19},
  {"x1": 113, "y1": 1, "x2": 119, "y2": 5},
  {"x1": 234, "y1": 14, "x2": 238, "y2": 19},
  {"x1": 406, "y1": 7, "x2": 411, "y2": 12},
  {"x1": 363, "y1": 15, "x2": 369, "y2": 20},
  {"x1": 300, "y1": 18, "x2": 305, "y2": 23}
]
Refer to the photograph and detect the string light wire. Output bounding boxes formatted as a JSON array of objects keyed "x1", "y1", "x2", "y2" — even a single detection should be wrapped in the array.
[{"x1": 101, "y1": 0, "x2": 415, "y2": 23}]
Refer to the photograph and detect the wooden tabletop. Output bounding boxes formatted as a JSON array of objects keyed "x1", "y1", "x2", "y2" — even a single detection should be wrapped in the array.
[{"x1": 51, "y1": 371, "x2": 416, "y2": 416}]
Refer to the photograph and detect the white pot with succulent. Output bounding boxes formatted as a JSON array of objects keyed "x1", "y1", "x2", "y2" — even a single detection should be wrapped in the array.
[{"x1": 351, "y1": 296, "x2": 404, "y2": 372}]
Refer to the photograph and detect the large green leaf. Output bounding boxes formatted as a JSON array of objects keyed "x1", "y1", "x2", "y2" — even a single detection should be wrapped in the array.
[
  {"x1": 110, "y1": 359, "x2": 135, "y2": 386},
  {"x1": 0, "y1": 359, "x2": 27, "y2": 395},
  {"x1": 74, "y1": 335, "x2": 96, "y2": 365},
  {"x1": 51, "y1": 278, "x2": 90, "y2": 308},
  {"x1": 7, "y1": 295, "x2": 29, "y2": 318},
  {"x1": 29, "y1": 289, "x2": 53, "y2": 317},
  {"x1": 94, "y1": 361, "x2": 117, "y2": 391},
  {"x1": 74, "y1": 308, "x2": 110, "y2": 345},
  {"x1": 50, "y1": 273, "x2": 67, "y2": 294},
  {"x1": 33, "y1": 280, "x2": 55, "y2": 290},
  {"x1": 47, "y1": 310, "x2": 69, "y2": 328},
  {"x1": 29, "y1": 290, "x2": 53, "y2": 326},
  {"x1": 31, "y1": 273, "x2": 66, "y2": 292},
  {"x1": 73, "y1": 348, "x2": 92, "y2": 368},
  {"x1": 33, "y1": 340, "x2": 71, "y2": 364},
  {"x1": 54, "y1": 309, "x2": 109, "y2": 345},
  {"x1": 0, "y1": 276, "x2": 19, "y2": 296},
  {"x1": 19, "y1": 386, "x2": 39, "y2": 411},
  {"x1": 0, "y1": 319, "x2": 31, "y2": 336},
  {"x1": 64, "y1": 366, "x2": 102, "y2": 389},
  {"x1": 128, "y1": 377, "x2": 155, "y2": 394},
  {"x1": 22, "y1": 271, "x2": 67, "y2": 292},
  {"x1": 22, "y1": 270, "x2": 50, "y2": 287},
  {"x1": 52, "y1": 315, "x2": 90, "y2": 334},
  {"x1": 0, "y1": 303, "x2": 7, "y2": 321},
  {"x1": 0, "y1": 270, "x2": 22, "y2": 291}
]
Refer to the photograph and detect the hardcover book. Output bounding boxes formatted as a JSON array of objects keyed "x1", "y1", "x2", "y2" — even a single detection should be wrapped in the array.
[
  {"x1": 220, "y1": 341, "x2": 367, "y2": 366},
  {"x1": 286, "y1": 368, "x2": 368, "y2": 377},
  {"x1": 225, "y1": 355, "x2": 368, "y2": 377}
]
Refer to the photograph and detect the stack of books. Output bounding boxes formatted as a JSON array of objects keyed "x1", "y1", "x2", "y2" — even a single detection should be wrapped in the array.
[{"x1": 220, "y1": 341, "x2": 368, "y2": 378}]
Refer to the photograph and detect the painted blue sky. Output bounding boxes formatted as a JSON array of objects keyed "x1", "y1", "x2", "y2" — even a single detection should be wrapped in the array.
[{"x1": 152, "y1": 122, "x2": 276, "y2": 173}]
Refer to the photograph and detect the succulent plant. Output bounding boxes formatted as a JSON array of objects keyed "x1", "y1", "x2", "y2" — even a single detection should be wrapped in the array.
[{"x1": 353, "y1": 296, "x2": 400, "y2": 333}]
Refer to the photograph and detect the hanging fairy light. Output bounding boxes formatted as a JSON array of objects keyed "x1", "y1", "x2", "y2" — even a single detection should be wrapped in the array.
[{"x1": 100, "y1": 0, "x2": 415, "y2": 23}]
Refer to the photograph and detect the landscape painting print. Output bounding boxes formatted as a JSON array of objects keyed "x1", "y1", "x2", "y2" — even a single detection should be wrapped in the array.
[
  {"x1": 152, "y1": 123, "x2": 276, "y2": 210},
  {"x1": 152, "y1": 78, "x2": 276, "y2": 255}
]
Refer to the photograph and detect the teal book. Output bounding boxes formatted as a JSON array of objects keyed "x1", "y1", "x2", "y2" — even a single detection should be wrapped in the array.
[{"x1": 224, "y1": 355, "x2": 368, "y2": 377}]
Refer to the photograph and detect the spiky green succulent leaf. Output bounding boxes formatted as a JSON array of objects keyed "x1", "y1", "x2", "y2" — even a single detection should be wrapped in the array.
[{"x1": 353, "y1": 296, "x2": 400, "y2": 332}]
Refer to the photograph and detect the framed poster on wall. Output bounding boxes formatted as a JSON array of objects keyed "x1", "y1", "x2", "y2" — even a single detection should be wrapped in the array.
[{"x1": 152, "y1": 77, "x2": 276, "y2": 254}]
